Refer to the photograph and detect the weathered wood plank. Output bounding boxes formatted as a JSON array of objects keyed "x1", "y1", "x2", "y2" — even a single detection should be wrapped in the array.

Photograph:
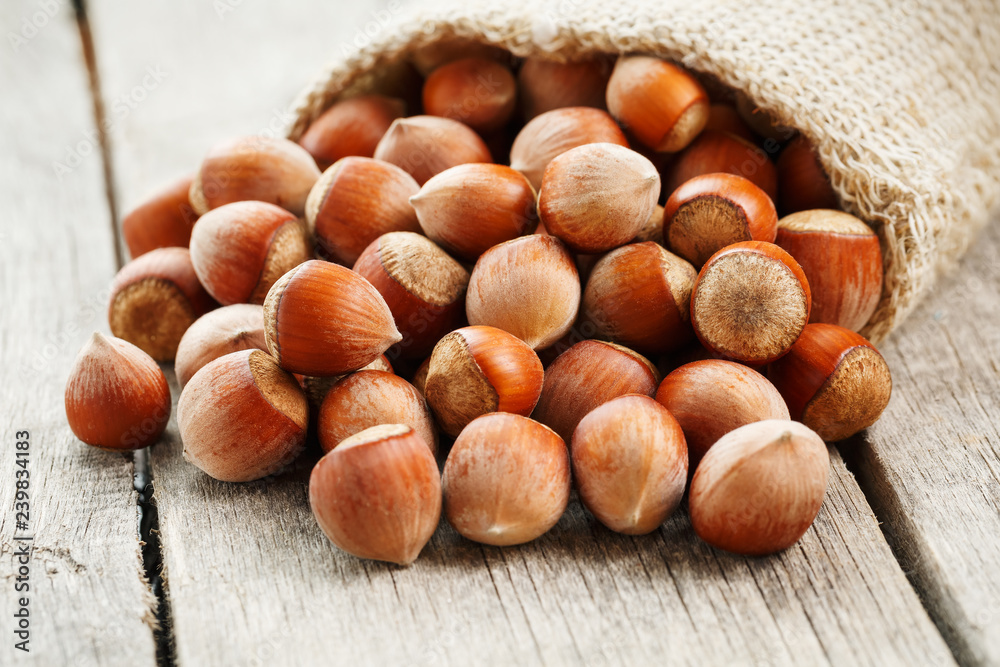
[
  {"x1": 87, "y1": 1, "x2": 957, "y2": 664},
  {"x1": 0, "y1": 2, "x2": 157, "y2": 665},
  {"x1": 849, "y1": 216, "x2": 1000, "y2": 667}
]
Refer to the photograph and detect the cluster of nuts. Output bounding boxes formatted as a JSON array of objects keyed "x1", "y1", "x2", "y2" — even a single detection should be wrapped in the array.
[{"x1": 64, "y1": 48, "x2": 892, "y2": 564}]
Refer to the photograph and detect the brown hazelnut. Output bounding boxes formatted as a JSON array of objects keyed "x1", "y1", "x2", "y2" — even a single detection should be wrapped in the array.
[
  {"x1": 767, "y1": 323, "x2": 892, "y2": 441},
  {"x1": 538, "y1": 143, "x2": 660, "y2": 253},
  {"x1": 689, "y1": 419, "x2": 829, "y2": 556},
  {"x1": 310, "y1": 424, "x2": 441, "y2": 565},
  {"x1": 606, "y1": 55, "x2": 709, "y2": 152},
  {"x1": 297, "y1": 95, "x2": 406, "y2": 170},
  {"x1": 64, "y1": 332, "x2": 171, "y2": 450},
  {"x1": 665, "y1": 131, "x2": 779, "y2": 201},
  {"x1": 317, "y1": 371, "x2": 437, "y2": 455},
  {"x1": 466, "y1": 235, "x2": 581, "y2": 350},
  {"x1": 775, "y1": 210, "x2": 883, "y2": 332},
  {"x1": 189, "y1": 136, "x2": 320, "y2": 217},
  {"x1": 175, "y1": 304, "x2": 267, "y2": 387},
  {"x1": 572, "y1": 395, "x2": 688, "y2": 534},
  {"x1": 422, "y1": 57, "x2": 517, "y2": 133},
  {"x1": 531, "y1": 340, "x2": 660, "y2": 442},
  {"x1": 776, "y1": 136, "x2": 839, "y2": 214},
  {"x1": 189, "y1": 201, "x2": 311, "y2": 305},
  {"x1": 582, "y1": 242, "x2": 696, "y2": 355},
  {"x1": 373, "y1": 115, "x2": 492, "y2": 186},
  {"x1": 663, "y1": 173, "x2": 778, "y2": 268},
  {"x1": 353, "y1": 232, "x2": 469, "y2": 359},
  {"x1": 305, "y1": 156, "x2": 421, "y2": 266},
  {"x1": 442, "y1": 413, "x2": 570, "y2": 546},
  {"x1": 262, "y1": 259, "x2": 401, "y2": 376},
  {"x1": 121, "y1": 174, "x2": 199, "y2": 259},
  {"x1": 424, "y1": 325, "x2": 544, "y2": 437},
  {"x1": 518, "y1": 57, "x2": 612, "y2": 120},
  {"x1": 655, "y1": 359, "x2": 789, "y2": 470},
  {"x1": 178, "y1": 349, "x2": 308, "y2": 482},
  {"x1": 410, "y1": 163, "x2": 538, "y2": 261},
  {"x1": 509, "y1": 107, "x2": 628, "y2": 191},
  {"x1": 691, "y1": 241, "x2": 811, "y2": 364},
  {"x1": 108, "y1": 247, "x2": 217, "y2": 361}
]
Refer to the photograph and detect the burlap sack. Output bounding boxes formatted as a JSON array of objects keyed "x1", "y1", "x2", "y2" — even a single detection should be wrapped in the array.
[{"x1": 286, "y1": 0, "x2": 1000, "y2": 343}]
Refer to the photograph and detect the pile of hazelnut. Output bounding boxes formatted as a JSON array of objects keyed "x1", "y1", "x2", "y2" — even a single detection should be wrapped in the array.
[{"x1": 64, "y1": 50, "x2": 892, "y2": 565}]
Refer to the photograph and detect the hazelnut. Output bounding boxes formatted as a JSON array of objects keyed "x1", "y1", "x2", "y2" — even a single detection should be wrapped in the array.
[
  {"x1": 317, "y1": 370, "x2": 437, "y2": 455},
  {"x1": 466, "y1": 235, "x2": 580, "y2": 350},
  {"x1": 297, "y1": 95, "x2": 406, "y2": 170},
  {"x1": 538, "y1": 143, "x2": 660, "y2": 253},
  {"x1": 442, "y1": 413, "x2": 570, "y2": 546},
  {"x1": 704, "y1": 104, "x2": 755, "y2": 143},
  {"x1": 572, "y1": 395, "x2": 687, "y2": 534},
  {"x1": 64, "y1": 332, "x2": 171, "y2": 450},
  {"x1": 776, "y1": 136, "x2": 839, "y2": 214},
  {"x1": 663, "y1": 173, "x2": 779, "y2": 268},
  {"x1": 655, "y1": 359, "x2": 789, "y2": 470},
  {"x1": 121, "y1": 174, "x2": 199, "y2": 259},
  {"x1": 775, "y1": 210, "x2": 883, "y2": 332},
  {"x1": 310, "y1": 424, "x2": 441, "y2": 565},
  {"x1": 691, "y1": 241, "x2": 811, "y2": 364},
  {"x1": 353, "y1": 232, "x2": 469, "y2": 359},
  {"x1": 410, "y1": 163, "x2": 538, "y2": 261},
  {"x1": 509, "y1": 107, "x2": 629, "y2": 191},
  {"x1": 305, "y1": 156, "x2": 421, "y2": 266},
  {"x1": 189, "y1": 136, "x2": 321, "y2": 217},
  {"x1": 518, "y1": 57, "x2": 612, "y2": 120},
  {"x1": 689, "y1": 419, "x2": 829, "y2": 556},
  {"x1": 108, "y1": 247, "x2": 217, "y2": 361},
  {"x1": 423, "y1": 57, "x2": 517, "y2": 133},
  {"x1": 532, "y1": 340, "x2": 660, "y2": 442},
  {"x1": 178, "y1": 349, "x2": 308, "y2": 482},
  {"x1": 262, "y1": 259, "x2": 401, "y2": 376},
  {"x1": 189, "y1": 201, "x2": 311, "y2": 306},
  {"x1": 175, "y1": 304, "x2": 267, "y2": 388},
  {"x1": 665, "y1": 131, "x2": 779, "y2": 201},
  {"x1": 373, "y1": 115, "x2": 492, "y2": 186},
  {"x1": 424, "y1": 325, "x2": 544, "y2": 437},
  {"x1": 582, "y1": 242, "x2": 696, "y2": 355},
  {"x1": 767, "y1": 323, "x2": 892, "y2": 441},
  {"x1": 606, "y1": 55, "x2": 709, "y2": 152}
]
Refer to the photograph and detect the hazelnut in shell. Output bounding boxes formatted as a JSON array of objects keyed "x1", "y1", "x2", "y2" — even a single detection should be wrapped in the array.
[
  {"x1": 64, "y1": 332, "x2": 171, "y2": 450},
  {"x1": 189, "y1": 201, "x2": 311, "y2": 306},
  {"x1": 108, "y1": 247, "x2": 217, "y2": 361},
  {"x1": 310, "y1": 424, "x2": 441, "y2": 565},
  {"x1": 767, "y1": 323, "x2": 892, "y2": 441},
  {"x1": 178, "y1": 349, "x2": 308, "y2": 482},
  {"x1": 443, "y1": 413, "x2": 570, "y2": 546},
  {"x1": 572, "y1": 395, "x2": 688, "y2": 534},
  {"x1": 424, "y1": 325, "x2": 544, "y2": 437},
  {"x1": 689, "y1": 419, "x2": 829, "y2": 556}
]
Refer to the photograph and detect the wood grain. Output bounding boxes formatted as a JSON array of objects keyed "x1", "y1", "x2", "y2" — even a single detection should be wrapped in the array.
[
  {"x1": 84, "y1": 2, "x2": 959, "y2": 665},
  {"x1": 849, "y1": 217, "x2": 1000, "y2": 667},
  {"x1": 0, "y1": 2, "x2": 156, "y2": 665}
]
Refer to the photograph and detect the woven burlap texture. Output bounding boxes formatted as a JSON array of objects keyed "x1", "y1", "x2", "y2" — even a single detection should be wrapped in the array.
[{"x1": 287, "y1": 0, "x2": 1000, "y2": 343}]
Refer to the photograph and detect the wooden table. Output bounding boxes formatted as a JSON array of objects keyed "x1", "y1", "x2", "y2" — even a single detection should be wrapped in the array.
[{"x1": 1, "y1": 1, "x2": 997, "y2": 665}]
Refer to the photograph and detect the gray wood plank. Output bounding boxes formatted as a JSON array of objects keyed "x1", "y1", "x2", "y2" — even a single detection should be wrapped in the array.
[
  {"x1": 0, "y1": 2, "x2": 157, "y2": 665},
  {"x1": 849, "y1": 216, "x2": 1000, "y2": 667},
  {"x1": 87, "y1": 1, "x2": 956, "y2": 665}
]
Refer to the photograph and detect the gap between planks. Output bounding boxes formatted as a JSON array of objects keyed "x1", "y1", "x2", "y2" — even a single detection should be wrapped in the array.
[{"x1": 72, "y1": 0, "x2": 175, "y2": 664}]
